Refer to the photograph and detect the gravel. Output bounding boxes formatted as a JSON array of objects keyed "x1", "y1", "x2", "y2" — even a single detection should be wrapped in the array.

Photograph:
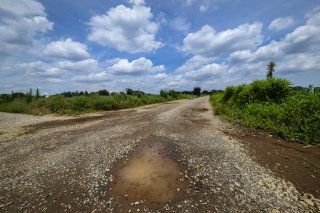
[{"x1": 0, "y1": 97, "x2": 319, "y2": 212}]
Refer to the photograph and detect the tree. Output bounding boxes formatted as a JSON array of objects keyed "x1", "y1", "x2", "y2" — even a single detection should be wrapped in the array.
[
  {"x1": 98, "y1": 89, "x2": 109, "y2": 96},
  {"x1": 125, "y1": 88, "x2": 134, "y2": 95},
  {"x1": 160, "y1": 89, "x2": 168, "y2": 98},
  {"x1": 168, "y1": 90, "x2": 178, "y2": 98},
  {"x1": 26, "y1": 88, "x2": 33, "y2": 103},
  {"x1": 267, "y1": 61, "x2": 276, "y2": 79},
  {"x1": 35, "y1": 88, "x2": 40, "y2": 99},
  {"x1": 193, "y1": 86, "x2": 201, "y2": 97}
]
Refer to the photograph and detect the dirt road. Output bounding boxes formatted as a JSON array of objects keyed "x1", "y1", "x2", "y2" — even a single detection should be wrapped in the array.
[{"x1": 0, "y1": 97, "x2": 319, "y2": 212}]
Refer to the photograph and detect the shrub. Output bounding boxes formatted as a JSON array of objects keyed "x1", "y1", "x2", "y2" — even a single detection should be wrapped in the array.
[
  {"x1": 160, "y1": 89, "x2": 168, "y2": 98},
  {"x1": 168, "y1": 90, "x2": 178, "y2": 99},
  {"x1": 222, "y1": 78, "x2": 291, "y2": 105},
  {"x1": 98, "y1": 89, "x2": 109, "y2": 96},
  {"x1": 70, "y1": 96, "x2": 91, "y2": 112},
  {"x1": 0, "y1": 101, "x2": 28, "y2": 113},
  {"x1": 0, "y1": 90, "x2": 193, "y2": 115},
  {"x1": 91, "y1": 96, "x2": 113, "y2": 110},
  {"x1": 249, "y1": 78, "x2": 291, "y2": 103},
  {"x1": 47, "y1": 95, "x2": 68, "y2": 113},
  {"x1": 281, "y1": 94, "x2": 320, "y2": 143},
  {"x1": 211, "y1": 91, "x2": 320, "y2": 144},
  {"x1": 0, "y1": 94, "x2": 11, "y2": 104},
  {"x1": 223, "y1": 86, "x2": 236, "y2": 102}
]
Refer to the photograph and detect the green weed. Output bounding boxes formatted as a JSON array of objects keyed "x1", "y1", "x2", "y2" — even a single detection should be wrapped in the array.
[{"x1": 211, "y1": 79, "x2": 320, "y2": 144}]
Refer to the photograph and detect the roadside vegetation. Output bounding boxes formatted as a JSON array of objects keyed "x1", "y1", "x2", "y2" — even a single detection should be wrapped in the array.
[
  {"x1": 0, "y1": 88, "x2": 200, "y2": 115},
  {"x1": 210, "y1": 62, "x2": 320, "y2": 144}
]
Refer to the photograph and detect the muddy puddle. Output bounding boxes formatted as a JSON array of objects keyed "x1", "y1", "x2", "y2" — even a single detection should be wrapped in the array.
[{"x1": 111, "y1": 141, "x2": 186, "y2": 203}]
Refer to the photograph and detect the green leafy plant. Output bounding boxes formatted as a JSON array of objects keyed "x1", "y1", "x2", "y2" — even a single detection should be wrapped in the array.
[{"x1": 211, "y1": 79, "x2": 320, "y2": 144}]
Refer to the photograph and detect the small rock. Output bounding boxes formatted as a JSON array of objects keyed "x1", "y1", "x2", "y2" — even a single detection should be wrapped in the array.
[
  {"x1": 271, "y1": 209, "x2": 280, "y2": 213},
  {"x1": 304, "y1": 198, "x2": 314, "y2": 207},
  {"x1": 234, "y1": 182, "x2": 240, "y2": 187}
]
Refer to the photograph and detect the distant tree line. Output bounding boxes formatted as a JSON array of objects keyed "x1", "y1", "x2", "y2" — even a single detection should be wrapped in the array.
[
  {"x1": 0, "y1": 86, "x2": 224, "y2": 105},
  {"x1": 0, "y1": 88, "x2": 43, "y2": 104}
]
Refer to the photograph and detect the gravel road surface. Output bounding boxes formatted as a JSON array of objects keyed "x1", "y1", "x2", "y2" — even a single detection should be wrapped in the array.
[{"x1": 0, "y1": 97, "x2": 319, "y2": 212}]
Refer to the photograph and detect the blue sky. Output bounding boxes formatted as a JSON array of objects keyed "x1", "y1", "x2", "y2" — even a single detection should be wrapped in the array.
[{"x1": 0, "y1": 0, "x2": 320, "y2": 94}]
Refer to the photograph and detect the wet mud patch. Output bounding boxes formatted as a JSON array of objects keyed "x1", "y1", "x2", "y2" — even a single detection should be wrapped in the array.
[{"x1": 108, "y1": 136, "x2": 187, "y2": 205}]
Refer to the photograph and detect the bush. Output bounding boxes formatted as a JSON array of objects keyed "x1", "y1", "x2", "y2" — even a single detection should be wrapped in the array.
[
  {"x1": 0, "y1": 101, "x2": 28, "y2": 113},
  {"x1": 160, "y1": 89, "x2": 168, "y2": 98},
  {"x1": 0, "y1": 90, "x2": 193, "y2": 115},
  {"x1": 98, "y1": 89, "x2": 109, "y2": 96},
  {"x1": 249, "y1": 78, "x2": 291, "y2": 103},
  {"x1": 70, "y1": 96, "x2": 91, "y2": 112},
  {"x1": 212, "y1": 79, "x2": 319, "y2": 144},
  {"x1": 281, "y1": 94, "x2": 320, "y2": 143},
  {"x1": 168, "y1": 90, "x2": 178, "y2": 99},
  {"x1": 46, "y1": 95, "x2": 68, "y2": 113},
  {"x1": 223, "y1": 86, "x2": 236, "y2": 102},
  {"x1": 222, "y1": 78, "x2": 291, "y2": 106},
  {"x1": 0, "y1": 94, "x2": 11, "y2": 104},
  {"x1": 211, "y1": 92, "x2": 320, "y2": 144}
]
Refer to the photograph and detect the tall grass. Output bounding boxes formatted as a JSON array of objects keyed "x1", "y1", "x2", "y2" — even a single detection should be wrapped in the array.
[
  {"x1": 210, "y1": 79, "x2": 320, "y2": 144},
  {"x1": 0, "y1": 92, "x2": 193, "y2": 115}
]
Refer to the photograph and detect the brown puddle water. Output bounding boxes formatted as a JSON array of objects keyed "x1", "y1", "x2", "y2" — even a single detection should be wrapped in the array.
[{"x1": 112, "y1": 142, "x2": 186, "y2": 203}]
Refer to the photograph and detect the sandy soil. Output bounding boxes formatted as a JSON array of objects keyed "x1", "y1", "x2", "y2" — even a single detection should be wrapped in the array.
[{"x1": 0, "y1": 97, "x2": 319, "y2": 212}]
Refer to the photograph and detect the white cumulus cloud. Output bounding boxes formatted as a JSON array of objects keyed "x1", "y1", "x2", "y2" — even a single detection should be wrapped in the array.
[
  {"x1": 183, "y1": 23, "x2": 263, "y2": 57},
  {"x1": 111, "y1": 57, "x2": 165, "y2": 75},
  {"x1": 0, "y1": 0, "x2": 45, "y2": 17},
  {"x1": 55, "y1": 59, "x2": 99, "y2": 72},
  {"x1": 184, "y1": 63, "x2": 227, "y2": 81},
  {"x1": 88, "y1": 2, "x2": 161, "y2": 53},
  {"x1": 0, "y1": 0, "x2": 53, "y2": 56},
  {"x1": 44, "y1": 38, "x2": 90, "y2": 61},
  {"x1": 128, "y1": 0, "x2": 145, "y2": 5},
  {"x1": 15, "y1": 61, "x2": 60, "y2": 77},
  {"x1": 176, "y1": 55, "x2": 213, "y2": 73},
  {"x1": 154, "y1": 73, "x2": 168, "y2": 79},
  {"x1": 72, "y1": 71, "x2": 110, "y2": 82},
  {"x1": 234, "y1": 9, "x2": 320, "y2": 74},
  {"x1": 268, "y1": 16, "x2": 295, "y2": 31},
  {"x1": 169, "y1": 17, "x2": 191, "y2": 32}
]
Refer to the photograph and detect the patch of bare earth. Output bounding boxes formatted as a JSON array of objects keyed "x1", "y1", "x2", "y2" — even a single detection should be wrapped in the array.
[{"x1": 224, "y1": 124, "x2": 320, "y2": 198}]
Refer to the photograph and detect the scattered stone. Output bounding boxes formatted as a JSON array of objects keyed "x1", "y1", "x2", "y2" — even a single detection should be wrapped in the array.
[{"x1": 304, "y1": 198, "x2": 314, "y2": 207}]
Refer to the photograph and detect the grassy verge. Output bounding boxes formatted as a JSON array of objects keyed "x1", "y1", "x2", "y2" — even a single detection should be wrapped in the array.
[
  {"x1": 210, "y1": 79, "x2": 320, "y2": 144},
  {"x1": 0, "y1": 93, "x2": 194, "y2": 115}
]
